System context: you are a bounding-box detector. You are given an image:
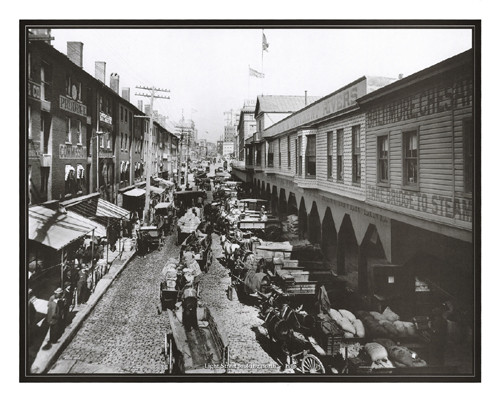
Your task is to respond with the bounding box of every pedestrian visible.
[62,282,73,323]
[46,288,64,344]
[430,307,448,366]
[28,289,38,341]
[77,267,88,304]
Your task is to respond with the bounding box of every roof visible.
[96,198,130,219]
[124,188,146,197]
[60,193,100,217]
[29,206,101,250]
[357,49,473,106]
[255,95,322,117]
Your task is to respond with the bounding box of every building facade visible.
[27,33,178,207]
[241,50,475,322]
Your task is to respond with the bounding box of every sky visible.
[50,26,472,143]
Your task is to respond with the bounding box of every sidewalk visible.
[30,246,136,374]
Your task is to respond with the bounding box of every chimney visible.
[398,74,404,80]
[110,73,120,93]
[67,42,83,68]
[95,61,106,84]
[305,90,308,106]
[145,104,151,116]
[137,100,143,112]
[121,87,130,102]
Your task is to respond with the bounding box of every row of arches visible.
[251,178,387,293]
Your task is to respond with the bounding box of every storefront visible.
[357,49,474,315]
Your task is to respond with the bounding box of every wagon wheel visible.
[301,354,325,374]
[165,333,174,374]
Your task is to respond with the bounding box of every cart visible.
[163,305,230,373]
[137,225,163,254]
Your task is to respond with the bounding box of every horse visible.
[220,234,241,265]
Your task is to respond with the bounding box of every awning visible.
[29,205,101,251]
[96,198,130,219]
[124,188,146,197]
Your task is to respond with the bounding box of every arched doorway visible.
[321,207,337,266]
[271,186,279,216]
[298,197,308,240]
[278,189,287,220]
[359,224,387,295]
[287,192,298,216]
[265,183,271,201]
[257,179,261,196]
[308,202,321,244]
[337,215,359,283]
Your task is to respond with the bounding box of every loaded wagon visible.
[163,304,230,374]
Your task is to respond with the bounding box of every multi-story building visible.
[26,32,177,207]
[242,50,475,324]
[236,99,257,161]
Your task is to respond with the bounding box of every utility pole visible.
[135,86,170,225]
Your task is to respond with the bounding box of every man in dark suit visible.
[46,288,64,343]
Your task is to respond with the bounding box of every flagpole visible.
[261,29,264,95]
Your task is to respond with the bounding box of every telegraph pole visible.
[135,86,170,225]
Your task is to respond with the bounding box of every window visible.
[28,106,32,139]
[377,135,389,183]
[327,131,333,178]
[337,129,344,181]
[463,119,473,193]
[77,120,82,144]
[65,75,72,96]
[120,133,124,150]
[352,125,361,184]
[66,118,71,143]
[267,141,274,167]
[76,164,85,192]
[28,52,32,79]
[125,134,128,151]
[107,133,111,150]
[296,138,301,175]
[287,136,291,168]
[403,130,418,186]
[305,135,316,177]
[40,61,52,101]
[121,106,124,121]
[125,109,128,123]
[278,138,282,167]
[100,132,105,148]
[65,165,76,194]
[256,145,261,166]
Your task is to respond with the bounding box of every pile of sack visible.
[364,339,427,368]
[356,307,418,339]
[287,215,299,235]
[161,258,180,289]
[328,308,365,338]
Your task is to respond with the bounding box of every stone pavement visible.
[199,234,283,374]
[46,236,177,374]
[30,246,137,374]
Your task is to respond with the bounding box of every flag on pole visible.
[262,33,269,52]
[249,66,265,78]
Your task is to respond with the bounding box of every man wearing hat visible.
[46,288,64,343]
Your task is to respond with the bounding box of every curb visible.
[30,250,137,374]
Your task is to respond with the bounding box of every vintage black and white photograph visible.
[20,19,480,382]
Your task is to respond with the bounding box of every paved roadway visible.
[49,205,282,374]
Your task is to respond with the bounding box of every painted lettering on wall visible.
[28,81,41,100]
[59,144,87,159]
[366,78,472,128]
[367,185,472,223]
[320,194,390,224]
[59,95,87,117]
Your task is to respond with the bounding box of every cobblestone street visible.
[49,226,281,374]
[200,236,282,374]
[49,237,175,374]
